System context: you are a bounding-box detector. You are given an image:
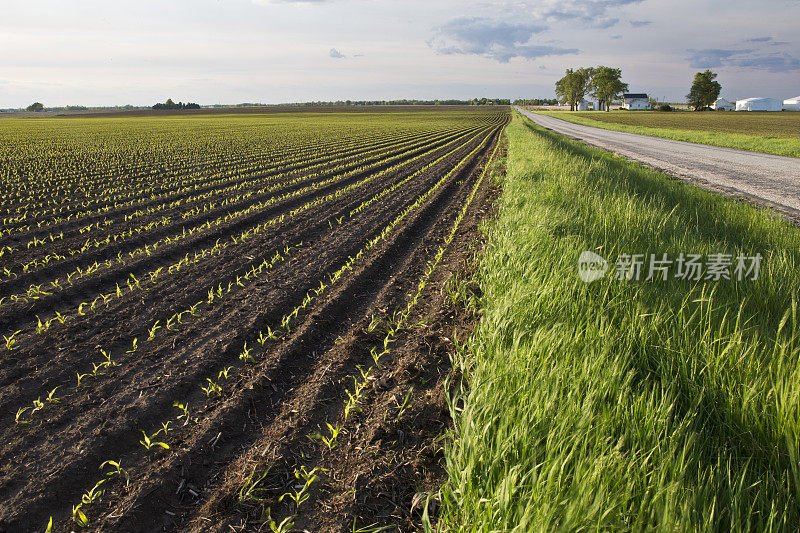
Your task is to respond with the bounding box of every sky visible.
[1,0,799,107]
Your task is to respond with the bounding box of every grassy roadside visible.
[534,110,800,158]
[439,111,800,531]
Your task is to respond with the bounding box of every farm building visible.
[784,96,800,111]
[735,97,782,111]
[711,98,735,111]
[621,93,650,110]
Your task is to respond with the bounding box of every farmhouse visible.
[621,93,650,110]
[784,96,800,111]
[711,98,735,111]
[735,97,782,111]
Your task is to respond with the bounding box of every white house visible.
[621,93,650,110]
[711,98,735,111]
[735,97,782,111]
[783,96,800,111]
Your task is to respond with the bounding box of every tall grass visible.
[533,110,800,158]
[439,112,800,531]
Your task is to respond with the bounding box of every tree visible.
[686,70,721,110]
[591,66,628,111]
[554,68,594,111]
[26,102,44,112]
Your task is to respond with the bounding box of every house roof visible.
[623,93,648,99]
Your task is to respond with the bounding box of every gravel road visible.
[515,106,800,219]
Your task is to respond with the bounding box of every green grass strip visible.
[439,111,800,531]
[534,110,800,158]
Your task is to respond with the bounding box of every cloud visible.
[529,0,644,28]
[329,48,345,59]
[686,48,745,68]
[744,36,772,42]
[629,19,651,27]
[610,34,622,39]
[428,17,577,62]
[687,48,800,72]
[732,53,800,72]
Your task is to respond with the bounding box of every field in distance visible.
[531,109,800,157]
[0,106,508,532]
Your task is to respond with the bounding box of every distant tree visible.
[555,68,594,111]
[686,70,721,110]
[152,99,200,110]
[26,102,44,112]
[591,66,628,111]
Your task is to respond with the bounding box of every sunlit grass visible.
[440,111,800,531]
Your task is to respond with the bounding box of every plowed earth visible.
[0,108,508,532]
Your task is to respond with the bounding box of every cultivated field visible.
[532,109,800,157]
[0,107,508,531]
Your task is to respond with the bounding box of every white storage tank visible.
[735,97,782,111]
[783,96,800,111]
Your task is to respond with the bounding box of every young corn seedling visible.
[139,430,170,451]
[202,378,223,397]
[311,423,341,450]
[237,466,270,505]
[257,326,278,345]
[218,366,232,380]
[99,349,117,368]
[392,387,414,423]
[46,386,61,403]
[15,406,32,424]
[99,459,130,486]
[173,401,192,426]
[4,330,21,351]
[31,397,45,415]
[126,338,139,354]
[82,479,105,504]
[238,342,256,363]
[147,321,161,341]
[280,466,324,512]
[72,504,89,527]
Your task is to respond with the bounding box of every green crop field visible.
[440,110,800,531]
[533,109,800,157]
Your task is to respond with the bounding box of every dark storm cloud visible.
[428,17,577,62]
